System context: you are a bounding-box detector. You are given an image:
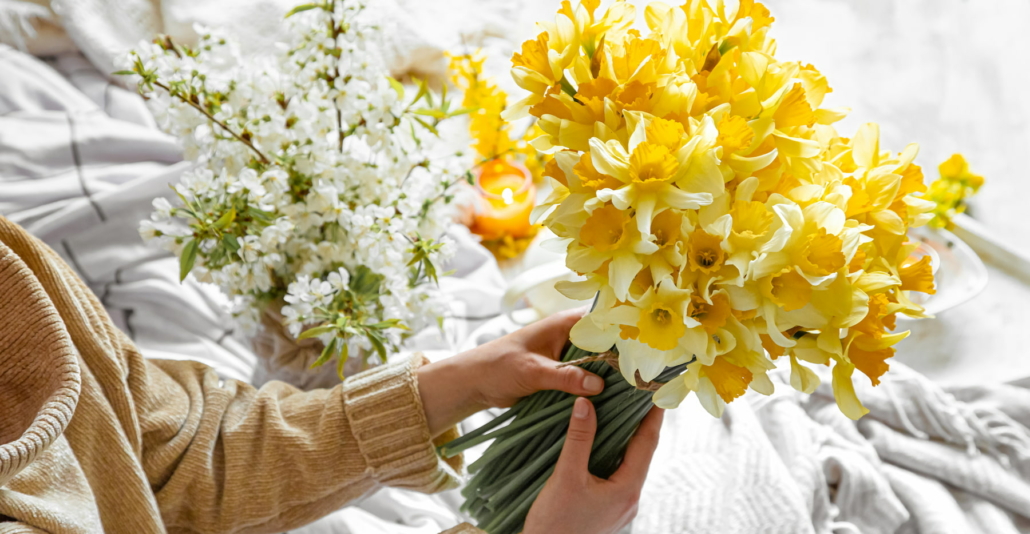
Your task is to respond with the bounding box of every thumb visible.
[556,397,596,478]
[525,307,586,360]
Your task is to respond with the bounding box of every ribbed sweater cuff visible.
[342,353,460,492]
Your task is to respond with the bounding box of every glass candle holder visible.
[470,159,536,241]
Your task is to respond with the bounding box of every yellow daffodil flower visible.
[505,0,941,421]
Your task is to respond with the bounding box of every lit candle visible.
[471,159,536,240]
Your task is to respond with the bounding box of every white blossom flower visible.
[134,3,466,368]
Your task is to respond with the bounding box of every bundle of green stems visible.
[440,345,687,534]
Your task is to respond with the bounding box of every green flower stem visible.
[485,399,653,533]
[484,430,566,506]
[482,467,551,534]
[438,405,522,457]
[463,496,488,518]
[590,398,654,477]
[471,420,560,492]
[449,377,633,457]
[444,342,691,533]
[466,377,632,474]
[445,401,571,457]
[481,399,633,508]
[480,417,558,490]
[468,411,567,473]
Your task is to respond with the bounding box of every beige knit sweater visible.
[0,216,483,533]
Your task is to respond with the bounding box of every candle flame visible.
[501,188,515,205]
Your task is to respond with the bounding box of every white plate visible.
[903,226,989,317]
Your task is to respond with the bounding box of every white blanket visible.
[3,13,1030,534]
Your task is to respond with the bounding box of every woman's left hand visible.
[417,308,603,437]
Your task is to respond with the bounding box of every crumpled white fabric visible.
[40,0,520,86]
[633,362,1030,534]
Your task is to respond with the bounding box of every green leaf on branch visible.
[298,324,336,340]
[335,342,350,379]
[246,207,275,224]
[349,265,385,302]
[407,235,445,285]
[179,239,198,282]
[368,319,408,330]
[285,3,320,18]
[365,329,388,363]
[447,107,475,117]
[412,117,438,136]
[387,76,405,99]
[112,70,136,76]
[311,337,337,368]
[222,233,240,252]
[414,108,448,119]
[411,78,430,107]
[422,79,434,107]
[213,208,236,229]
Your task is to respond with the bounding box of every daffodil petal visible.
[609,251,643,301]
[589,138,630,182]
[696,378,727,418]
[570,314,618,352]
[653,374,691,409]
[851,123,881,168]
[555,278,601,300]
[661,185,713,210]
[789,355,820,394]
[832,361,869,420]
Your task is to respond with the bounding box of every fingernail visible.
[573,398,589,419]
[582,374,603,394]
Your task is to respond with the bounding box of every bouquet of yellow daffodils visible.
[442,1,939,531]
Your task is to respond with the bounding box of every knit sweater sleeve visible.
[0,217,466,533]
[140,352,462,533]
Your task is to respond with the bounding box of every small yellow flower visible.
[717,115,755,155]
[687,229,726,274]
[511,32,559,85]
[579,203,630,252]
[573,153,623,191]
[898,255,936,294]
[646,117,687,151]
[939,153,984,189]
[639,302,686,351]
[760,268,811,311]
[794,228,846,277]
[642,208,685,280]
[629,142,679,186]
[773,83,815,129]
[729,200,774,247]
[688,291,731,334]
[923,153,984,229]
[702,358,753,404]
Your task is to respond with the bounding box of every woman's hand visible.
[417,308,604,437]
[523,398,665,534]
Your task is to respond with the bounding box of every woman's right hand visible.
[523,397,665,534]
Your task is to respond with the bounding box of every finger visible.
[531,355,605,396]
[555,397,597,478]
[609,406,664,488]
[525,307,587,360]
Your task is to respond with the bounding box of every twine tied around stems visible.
[558,351,667,392]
